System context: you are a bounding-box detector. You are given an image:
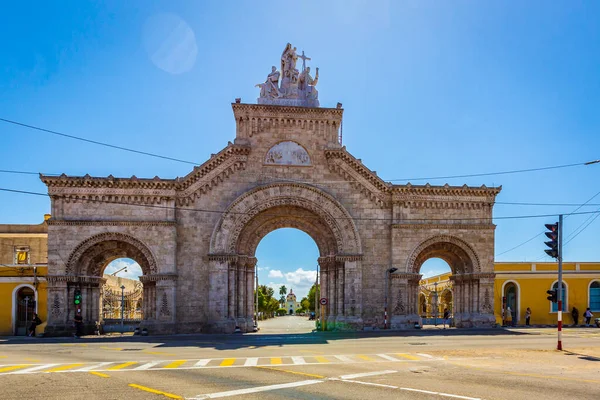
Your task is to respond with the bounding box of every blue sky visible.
[2,1,600,299]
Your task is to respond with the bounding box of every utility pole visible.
[255,270,259,330]
[557,214,564,350]
[120,285,125,334]
[434,282,439,327]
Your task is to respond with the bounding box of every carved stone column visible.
[138,273,177,334]
[335,261,345,325]
[327,258,337,328]
[245,258,257,331]
[207,256,235,333]
[236,261,247,331]
[390,273,421,329]
[317,257,331,330]
[340,256,363,329]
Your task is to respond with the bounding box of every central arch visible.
[207,183,363,332]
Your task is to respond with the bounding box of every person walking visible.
[506,306,513,327]
[571,307,579,327]
[525,307,531,326]
[584,308,594,327]
[28,313,42,337]
[73,312,84,338]
[443,308,450,329]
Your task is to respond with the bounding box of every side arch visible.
[66,232,158,276]
[406,235,481,274]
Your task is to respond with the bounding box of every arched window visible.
[590,281,600,312]
[504,282,518,322]
[551,282,567,312]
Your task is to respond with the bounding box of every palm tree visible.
[279,285,287,297]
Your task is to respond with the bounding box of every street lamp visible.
[434,282,438,327]
[384,267,398,329]
[120,285,125,334]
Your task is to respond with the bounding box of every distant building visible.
[285,289,301,314]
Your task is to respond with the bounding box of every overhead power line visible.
[2,186,600,223]
[0,117,200,166]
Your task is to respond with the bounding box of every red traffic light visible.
[545,223,558,232]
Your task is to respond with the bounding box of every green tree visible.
[307,283,320,312]
[300,297,310,311]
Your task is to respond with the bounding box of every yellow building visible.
[0,216,49,336]
[420,262,600,326]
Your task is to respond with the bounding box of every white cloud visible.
[268,269,284,278]
[104,259,143,281]
[284,268,317,286]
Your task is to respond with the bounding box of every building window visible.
[551,282,567,312]
[14,246,30,265]
[590,281,600,312]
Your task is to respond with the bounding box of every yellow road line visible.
[89,371,110,378]
[0,365,27,373]
[47,364,84,373]
[270,357,282,365]
[255,366,325,379]
[396,353,419,361]
[163,360,187,369]
[24,358,41,362]
[357,355,376,361]
[220,358,236,367]
[314,356,330,363]
[142,351,177,356]
[0,356,7,358]
[100,347,123,351]
[108,361,138,370]
[128,384,182,399]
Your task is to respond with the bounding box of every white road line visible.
[334,355,354,362]
[12,364,59,374]
[75,362,113,372]
[243,358,258,367]
[133,361,162,371]
[340,370,397,380]
[291,356,306,365]
[417,353,435,359]
[339,379,398,389]
[377,354,401,362]
[191,379,323,399]
[194,359,211,367]
[399,387,481,400]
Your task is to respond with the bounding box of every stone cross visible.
[299,50,311,72]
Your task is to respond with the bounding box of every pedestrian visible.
[525,307,531,326]
[73,312,84,338]
[506,306,513,327]
[443,308,450,329]
[584,308,594,327]
[571,307,579,327]
[28,313,42,337]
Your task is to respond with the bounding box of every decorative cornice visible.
[335,254,364,262]
[41,174,178,190]
[46,275,106,284]
[232,103,344,119]
[392,183,502,198]
[393,223,495,230]
[208,254,239,262]
[325,148,390,192]
[48,220,177,227]
[139,273,178,283]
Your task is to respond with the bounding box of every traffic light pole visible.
[557,214,563,351]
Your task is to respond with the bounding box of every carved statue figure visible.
[255,66,281,99]
[298,66,319,99]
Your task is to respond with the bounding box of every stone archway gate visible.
[41,101,500,334]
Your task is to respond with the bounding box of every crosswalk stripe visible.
[107,361,137,370]
[220,358,236,367]
[134,361,162,371]
[194,359,211,367]
[270,357,282,365]
[291,356,306,365]
[163,360,187,369]
[13,364,59,374]
[334,355,354,362]
[314,356,330,363]
[75,362,113,372]
[416,353,434,359]
[357,355,376,361]
[377,354,401,362]
[244,358,258,366]
[47,364,84,373]
[0,365,28,373]
[396,353,419,361]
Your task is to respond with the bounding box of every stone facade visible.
[40,102,500,334]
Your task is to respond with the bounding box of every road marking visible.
[255,366,325,379]
[194,359,211,367]
[270,357,282,365]
[128,383,182,399]
[357,354,376,361]
[0,365,27,373]
[24,358,41,362]
[219,358,236,367]
[108,361,137,370]
[417,353,435,359]
[13,364,59,374]
[396,353,420,361]
[89,371,110,378]
[339,379,397,389]
[163,360,187,369]
[291,356,306,364]
[46,364,84,373]
[314,356,330,363]
[191,379,323,399]
[377,353,401,361]
[134,361,162,370]
[75,362,113,372]
[340,370,397,380]
[100,347,123,351]
[399,387,481,400]
[333,355,354,362]
[143,350,177,356]
[244,357,258,366]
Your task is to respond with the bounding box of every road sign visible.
[320,297,328,306]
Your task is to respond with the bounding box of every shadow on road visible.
[564,351,600,362]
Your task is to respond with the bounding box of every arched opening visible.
[102,259,144,331]
[255,228,318,333]
[14,286,36,336]
[418,258,452,325]
[503,282,519,325]
[590,281,600,312]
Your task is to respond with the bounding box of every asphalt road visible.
[1,316,599,400]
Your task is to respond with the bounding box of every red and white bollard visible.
[557,300,563,350]
[384,307,388,329]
